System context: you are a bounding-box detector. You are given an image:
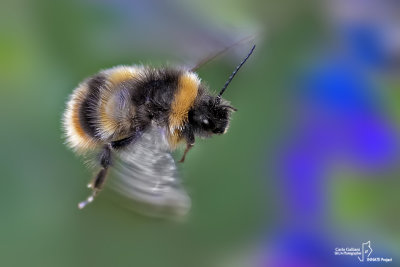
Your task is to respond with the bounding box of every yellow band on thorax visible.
[169,72,200,134]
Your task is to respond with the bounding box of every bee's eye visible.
[202,119,209,126]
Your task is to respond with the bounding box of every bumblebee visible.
[63,44,255,215]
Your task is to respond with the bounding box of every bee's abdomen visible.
[63,79,100,153]
[63,66,139,153]
[79,74,106,139]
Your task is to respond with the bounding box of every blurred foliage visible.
[0,0,399,266]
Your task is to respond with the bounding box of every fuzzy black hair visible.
[188,85,235,137]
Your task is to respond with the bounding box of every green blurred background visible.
[1,0,399,266]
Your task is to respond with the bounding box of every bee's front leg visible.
[179,125,195,163]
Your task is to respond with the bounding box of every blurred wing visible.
[189,34,257,71]
[108,124,191,218]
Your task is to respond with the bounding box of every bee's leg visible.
[179,143,194,163]
[79,125,147,209]
[78,144,112,209]
[92,144,112,189]
[179,126,195,163]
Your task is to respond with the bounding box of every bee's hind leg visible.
[78,127,145,209]
[78,144,112,209]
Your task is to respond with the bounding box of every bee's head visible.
[188,44,255,136]
[189,95,236,135]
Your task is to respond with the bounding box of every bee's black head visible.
[189,95,236,136]
[187,44,254,136]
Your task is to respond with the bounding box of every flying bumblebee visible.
[63,44,255,217]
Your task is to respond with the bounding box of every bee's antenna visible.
[216,44,256,103]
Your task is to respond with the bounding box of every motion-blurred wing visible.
[108,124,191,218]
